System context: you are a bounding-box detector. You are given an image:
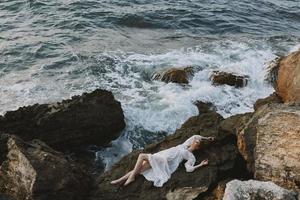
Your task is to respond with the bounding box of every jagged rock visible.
[0,89,125,151]
[90,106,249,200]
[210,71,249,88]
[0,134,91,200]
[152,67,194,84]
[223,180,297,200]
[276,50,300,103]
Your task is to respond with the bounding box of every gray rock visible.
[223,180,298,200]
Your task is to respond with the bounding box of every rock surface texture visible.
[210,71,249,88]
[235,103,300,192]
[223,180,297,200]
[276,50,300,103]
[91,105,249,200]
[0,134,90,200]
[152,67,194,84]
[254,104,300,192]
[0,89,125,150]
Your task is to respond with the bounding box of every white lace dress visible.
[140,135,208,187]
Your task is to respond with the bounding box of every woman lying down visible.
[110,134,215,187]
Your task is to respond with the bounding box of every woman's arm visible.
[200,136,215,141]
[185,158,209,172]
[193,159,209,170]
[182,135,215,147]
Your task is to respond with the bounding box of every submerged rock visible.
[0,89,125,151]
[223,180,297,200]
[152,67,194,84]
[276,50,300,103]
[91,106,249,200]
[0,134,91,200]
[210,71,249,88]
[194,101,217,114]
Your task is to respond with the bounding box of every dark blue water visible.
[1,0,300,169]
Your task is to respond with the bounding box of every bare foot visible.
[110,180,119,185]
[110,179,125,185]
[124,177,135,186]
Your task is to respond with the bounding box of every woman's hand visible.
[207,137,215,141]
[195,159,209,169]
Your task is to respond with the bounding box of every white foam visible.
[1,39,293,170]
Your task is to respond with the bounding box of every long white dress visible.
[140,135,208,187]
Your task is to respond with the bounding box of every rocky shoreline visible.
[0,50,300,200]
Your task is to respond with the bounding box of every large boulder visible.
[254,104,300,192]
[210,71,249,88]
[0,89,125,151]
[223,180,297,200]
[90,105,249,200]
[236,102,300,192]
[276,50,300,103]
[152,67,194,84]
[0,134,91,200]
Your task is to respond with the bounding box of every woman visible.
[110,134,215,187]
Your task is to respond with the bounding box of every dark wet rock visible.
[275,50,300,103]
[194,101,216,114]
[0,89,125,151]
[223,180,298,200]
[0,134,91,200]
[210,71,249,88]
[152,67,194,84]
[0,193,15,200]
[200,179,231,200]
[90,107,250,200]
[219,113,252,137]
[253,92,283,111]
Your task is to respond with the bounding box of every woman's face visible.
[191,139,201,150]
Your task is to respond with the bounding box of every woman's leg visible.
[110,155,151,185]
[124,153,149,186]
